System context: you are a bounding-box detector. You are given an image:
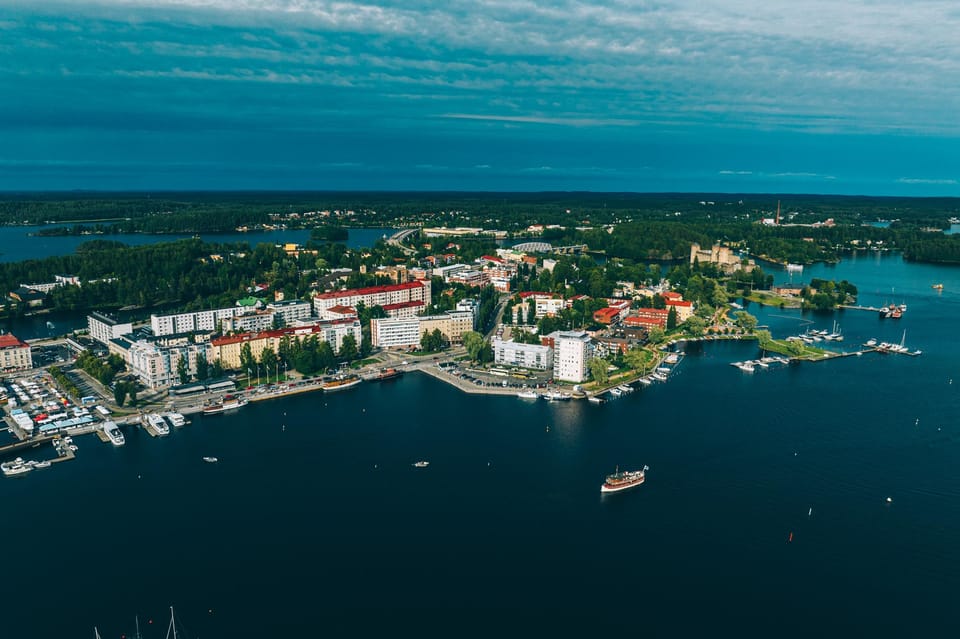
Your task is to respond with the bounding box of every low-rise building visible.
[210,320,361,370]
[665,299,694,322]
[0,333,32,372]
[625,308,669,329]
[493,338,553,370]
[313,280,431,316]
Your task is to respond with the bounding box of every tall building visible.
[370,317,422,349]
[550,331,593,383]
[88,312,133,346]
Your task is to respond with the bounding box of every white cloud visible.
[11,1,960,135]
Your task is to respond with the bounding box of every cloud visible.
[897,178,959,185]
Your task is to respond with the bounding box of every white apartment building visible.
[493,338,553,371]
[221,311,276,334]
[266,300,313,326]
[88,312,133,346]
[128,340,213,389]
[371,317,421,349]
[551,331,593,383]
[151,307,241,336]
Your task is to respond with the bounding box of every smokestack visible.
[776,200,781,225]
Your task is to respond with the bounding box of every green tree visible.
[683,315,707,337]
[732,310,758,332]
[195,352,209,381]
[588,357,610,384]
[113,383,126,407]
[177,356,190,385]
[477,340,494,364]
[210,358,224,379]
[239,342,255,377]
[260,347,279,379]
[462,330,484,361]
[666,306,678,330]
[623,347,653,373]
[646,326,666,345]
[338,333,359,361]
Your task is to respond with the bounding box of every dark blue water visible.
[0,226,395,263]
[3,256,960,637]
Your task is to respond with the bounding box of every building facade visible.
[313,280,431,316]
[88,312,133,346]
[550,331,593,383]
[370,317,422,349]
[0,333,32,372]
[493,338,553,370]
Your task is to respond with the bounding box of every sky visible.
[4,0,960,195]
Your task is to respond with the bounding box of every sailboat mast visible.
[166,606,178,639]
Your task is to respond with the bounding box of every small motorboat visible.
[412,461,429,468]
[202,456,218,463]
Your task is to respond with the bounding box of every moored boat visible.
[517,390,539,400]
[203,395,249,415]
[323,375,362,392]
[102,421,125,446]
[601,465,649,493]
[145,413,170,436]
[2,457,34,477]
[374,367,403,382]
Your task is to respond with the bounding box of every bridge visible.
[511,242,588,255]
[386,228,419,256]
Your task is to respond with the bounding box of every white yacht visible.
[517,390,539,400]
[102,421,125,447]
[146,413,170,436]
[164,412,187,428]
[2,457,34,477]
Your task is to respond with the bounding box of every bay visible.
[2,255,960,637]
[0,226,396,263]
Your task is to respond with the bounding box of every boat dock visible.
[838,304,885,312]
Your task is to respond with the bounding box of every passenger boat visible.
[1,457,34,477]
[601,465,648,493]
[544,391,570,401]
[323,375,362,392]
[202,395,249,415]
[102,421,125,446]
[374,367,403,382]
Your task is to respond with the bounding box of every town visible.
[1,218,878,478]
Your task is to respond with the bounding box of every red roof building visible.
[624,308,669,329]
[593,307,621,325]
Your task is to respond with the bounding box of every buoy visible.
[886,497,893,504]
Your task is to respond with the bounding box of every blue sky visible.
[4,0,960,195]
